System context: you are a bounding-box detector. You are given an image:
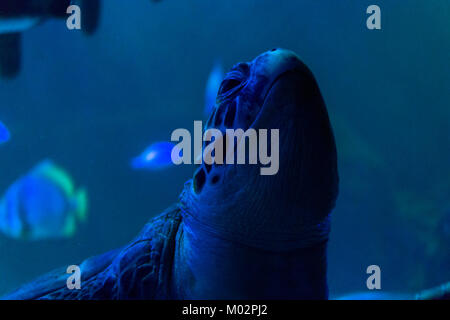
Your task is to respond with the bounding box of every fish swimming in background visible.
[204,60,224,116]
[0,0,101,78]
[131,142,181,171]
[0,160,87,240]
[0,120,10,144]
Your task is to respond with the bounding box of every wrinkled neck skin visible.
[171,218,328,300]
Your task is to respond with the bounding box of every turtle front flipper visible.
[71,0,101,35]
[2,205,182,300]
[0,33,21,79]
[1,248,122,300]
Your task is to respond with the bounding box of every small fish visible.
[0,120,10,144]
[131,142,181,170]
[204,60,224,116]
[0,160,88,240]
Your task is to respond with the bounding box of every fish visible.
[0,0,101,78]
[131,142,181,171]
[204,60,224,117]
[0,120,10,144]
[0,160,88,240]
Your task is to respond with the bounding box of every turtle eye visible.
[218,63,249,97]
[218,78,242,95]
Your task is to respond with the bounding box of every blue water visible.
[0,0,449,296]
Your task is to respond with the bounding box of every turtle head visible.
[180,49,338,251]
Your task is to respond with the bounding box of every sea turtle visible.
[0,0,101,78]
[3,48,340,299]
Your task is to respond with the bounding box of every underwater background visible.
[0,0,449,296]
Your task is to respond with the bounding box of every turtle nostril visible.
[271,48,277,52]
[237,63,250,74]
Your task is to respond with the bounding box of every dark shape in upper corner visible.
[0,0,102,79]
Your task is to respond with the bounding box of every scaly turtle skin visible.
[3,49,339,299]
[0,0,101,78]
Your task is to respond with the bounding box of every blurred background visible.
[0,0,449,296]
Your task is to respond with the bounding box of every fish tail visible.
[63,215,77,238]
[73,188,88,222]
[75,0,101,35]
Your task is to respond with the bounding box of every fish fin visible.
[73,188,88,222]
[0,195,26,240]
[33,160,75,196]
[62,214,76,237]
[0,33,21,79]
[62,188,87,237]
[71,0,101,35]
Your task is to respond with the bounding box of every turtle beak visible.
[252,49,318,130]
[254,48,311,96]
